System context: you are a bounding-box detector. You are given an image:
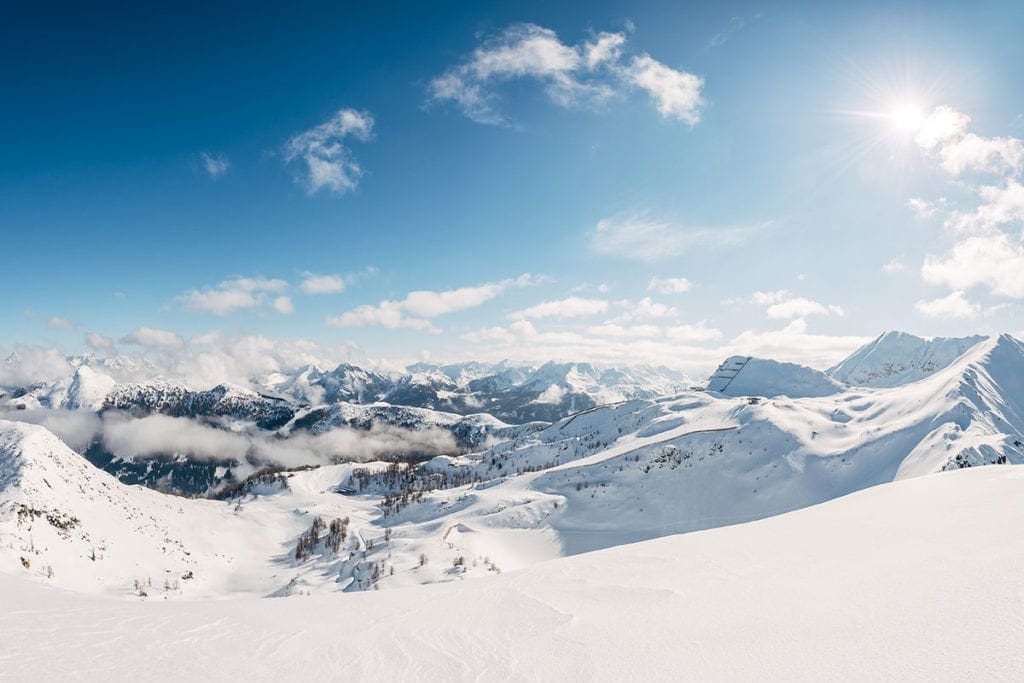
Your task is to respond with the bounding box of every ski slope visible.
[1,465,1021,680]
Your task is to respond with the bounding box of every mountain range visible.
[2,331,1023,600]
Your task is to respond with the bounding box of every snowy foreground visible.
[2,465,1023,681]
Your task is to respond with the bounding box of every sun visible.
[887,102,925,133]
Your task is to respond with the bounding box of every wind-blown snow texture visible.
[2,466,1022,680]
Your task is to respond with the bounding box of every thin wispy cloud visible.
[200,151,230,179]
[706,14,762,49]
[84,332,116,351]
[648,277,693,294]
[300,267,378,295]
[121,327,185,350]
[589,215,772,261]
[285,108,374,195]
[508,296,609,320]
[46,316,75,330]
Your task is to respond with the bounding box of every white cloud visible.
[648,276,693,294]
[727,319,870,369]
[510,296,609,320]
[883,258,908,273]
[742,290,843,319]
[535,384,568,404]
[272,296,294,315]
[944,180,1024,235]
[665,321,723,342]
[613,297,678,322]
[584,323,660,339]
[102,413,250,462]
[907,197,939,219]
[584,31,627,69]
[300,274,347,295]
[121,327,185,350]
[458,316,863,373]
[916,105,1024,176]
[328,302,439,333]
[915,105,970,151]
[911,107,1024,305]
[200,151,230,179]
[2,335,373,394]
[46,316,75,330]
[922,233,1024,298]
[427,23,702,126]
[625,55,704,124]
[590,216,770,261]
[0,346,71,386]
[285,108,374,195]
[914,291,981,319]
[329,274,541,331]
[179,276,290,316]
[85,332,116,351]
[766,298,844,320]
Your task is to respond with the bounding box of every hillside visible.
[3,335,1024,598]
[1,465,1021,679]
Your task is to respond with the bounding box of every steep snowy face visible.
[62,366,117,410]
[104,382,297,430]
[706,356,845,398]
[828,331,987,388]
[0,420,205,594]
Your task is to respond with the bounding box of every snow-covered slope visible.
[5,335,1024,601]
[63,366,117,410]
[828,330,986,387]
[2,465,1022,680]
[706,355,845,398]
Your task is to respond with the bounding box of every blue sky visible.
[4,1,1024,374]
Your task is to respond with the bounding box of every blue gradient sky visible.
[4,1,1024,371]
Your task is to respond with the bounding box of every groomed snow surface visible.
[2,466,1022,680]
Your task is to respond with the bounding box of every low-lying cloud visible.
[2,408,458,472]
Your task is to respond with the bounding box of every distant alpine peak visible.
[828,331,990,388]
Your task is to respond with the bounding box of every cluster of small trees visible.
[294,516,326,562]
[326,517,350,553]
[295,516,351,561]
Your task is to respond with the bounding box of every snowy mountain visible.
[104,382,298,430]
[3,465,1022,679]
[706,355,845,398]
[3,333,1024,601]
[827,330,987,388]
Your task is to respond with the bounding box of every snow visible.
[706,355,845,398]
[1,465,1022,680]
[4,334,1024,601]
[62,366,117,411]
[828,330,987,387]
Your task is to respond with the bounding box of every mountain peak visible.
[828,331,988,388]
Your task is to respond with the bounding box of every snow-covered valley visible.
[3,331,1024,602]
[2,331,1024,678]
